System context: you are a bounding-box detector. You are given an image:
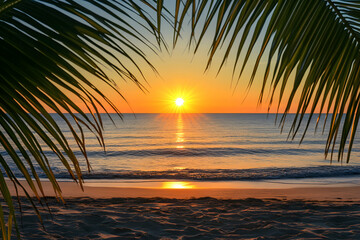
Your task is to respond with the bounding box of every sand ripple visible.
[15,197,360,239]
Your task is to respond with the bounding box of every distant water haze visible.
[3,113,360,181]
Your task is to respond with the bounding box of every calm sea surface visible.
[4,113,360,181]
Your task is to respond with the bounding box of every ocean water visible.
[3,113,360,182]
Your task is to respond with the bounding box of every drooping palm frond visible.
[0,0,162,238]
[168,0,360,162]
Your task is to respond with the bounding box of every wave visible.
[1,147,323,159]
[72,166,360,181]
[0,146,321,157]
[87,147,323,157]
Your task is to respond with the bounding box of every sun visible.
[162,89,193,113]
[175,98,184,107]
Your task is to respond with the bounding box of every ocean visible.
[3,113,360,185]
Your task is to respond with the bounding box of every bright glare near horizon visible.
[175,98,184,107]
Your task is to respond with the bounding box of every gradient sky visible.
[74,2,302,114]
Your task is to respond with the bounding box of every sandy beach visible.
[7,179,360,200]
[4,180,360,239]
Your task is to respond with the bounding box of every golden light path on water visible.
[176,114,184,149]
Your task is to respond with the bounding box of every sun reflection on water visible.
[176,114,185,149]
[162,182,195,189]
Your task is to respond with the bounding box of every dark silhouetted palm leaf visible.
[0,0,162,238]
[3,0,360,239]
[168,0,360,161]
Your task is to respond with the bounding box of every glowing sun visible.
[175,98,184,107]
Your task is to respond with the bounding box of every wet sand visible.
[7,180,360,200]
[6,180,360,239]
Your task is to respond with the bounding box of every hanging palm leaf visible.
[168,0,360,162]
[0,0,163,238]
[3,0,360,238]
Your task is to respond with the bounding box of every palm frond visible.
[0,0,161,237]
[168,0,360,162]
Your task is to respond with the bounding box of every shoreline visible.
[7,179,360,201]
[9,179,360,239]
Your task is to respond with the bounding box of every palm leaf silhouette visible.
[169,0,360,162]
[0,0,161,238]
[2,0,360,238]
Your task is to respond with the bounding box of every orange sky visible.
[65,4,306,114]
[86,41,302,114]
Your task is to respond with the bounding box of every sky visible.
[74,1,302,114]
[110,42,285,113]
